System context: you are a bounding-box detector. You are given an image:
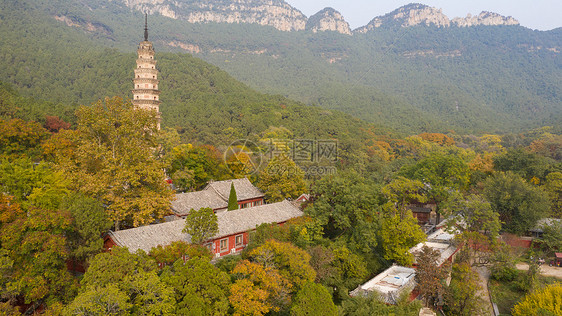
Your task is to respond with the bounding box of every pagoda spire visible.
[144,13,149,41]
[132,14,161,129]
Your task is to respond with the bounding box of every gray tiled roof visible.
[108,220,191,254]
[109,200,302,253]
[215,200,302,238]
[206,178,264,201]
[171,178,264,216]
[171,190,226,216]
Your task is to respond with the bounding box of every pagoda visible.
[132,14,161,128]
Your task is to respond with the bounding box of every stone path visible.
[474,266,494,316]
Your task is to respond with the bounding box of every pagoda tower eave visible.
[132,14,161,129]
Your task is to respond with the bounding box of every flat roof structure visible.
[426,228,455,243]
[410,228,458,267]
[410,241,458,267]
[350,265,416,304]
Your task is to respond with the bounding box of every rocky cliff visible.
[355,3,519,33]
[306,7,351,35]
[452,12,519,27]
[115,1,520,33]
[118,0,307,32]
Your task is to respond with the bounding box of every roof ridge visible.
[207,183,228,201]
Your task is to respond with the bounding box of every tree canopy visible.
[512,283,562,316]
[54,97,174,229]
[183,207,219,245]
[257,154,307,203]
[484,172,550,234]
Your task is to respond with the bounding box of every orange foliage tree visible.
[418,133,455,146]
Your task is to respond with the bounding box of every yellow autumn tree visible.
[229,260,292,315]
[512,283,562,316]
[53,97,173,229]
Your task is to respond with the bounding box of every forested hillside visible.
[2,2,562,314]
[0,0,374,158]
[8,0,560,134]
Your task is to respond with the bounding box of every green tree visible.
[400,152,471,192]
[306,245,369,302]
[305,171,381,253]
[0,158,68,204]
[0,195,76,307]
[489,243,518,282]
[149,241,211,265]
[257,153,306,202]
[331,245,369,302]
[543,171,562,217]
[166,144,230,192]
[182,207,219,244]
[228,182,239,210]
[445,263,487,316]
[64,194,112,263]
[493,147,553,182]
[340,294,422,316]
[80,247,156,288]
[442,192,501,239]
[75,248,174,315]
[125,270,175,316]
[290,282,337,316]
[64,284,131,316]
[55,97,173,229]
[161,257,231,315]
[381,176,427,218]
[484,172,550,234]
[512,283,562,316]
[379,212,426,266]
[400,152,471,222]
[535,220,562,257]
[244,222,291,253]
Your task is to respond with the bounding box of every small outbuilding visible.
[555,253,562,267]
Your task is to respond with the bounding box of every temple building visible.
[132,14,161,128]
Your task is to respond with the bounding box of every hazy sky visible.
[285,0,562,31]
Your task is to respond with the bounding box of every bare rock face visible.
[355,3,520,33]
[355,3,450,33]
[306,7,351,35]
[54,15,113,36]
[452,12,519,27]
[117,0,307,32]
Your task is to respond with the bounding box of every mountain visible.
[114,0,308,32]
[306,7,351,35]
[355,3,519,32]
[2,0,561,134]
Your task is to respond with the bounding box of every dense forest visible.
[1,0,562,314]
[2,92,562,314]
[6,0,560,134]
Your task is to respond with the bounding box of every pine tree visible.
[228,182,239,211]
